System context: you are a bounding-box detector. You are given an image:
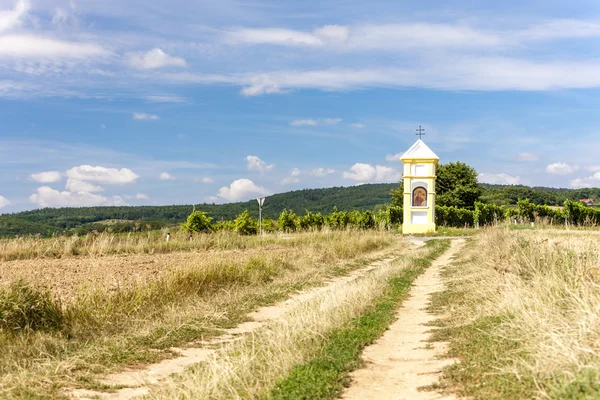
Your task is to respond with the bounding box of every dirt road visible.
[341,240,464,400]
[70,249,407,400]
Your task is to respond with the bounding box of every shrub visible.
[436,205,474,227]
[182,210,213,233]
[349,210,375,229]
[327,207,350,230]
[387,206,403,225]
[234,210,258,235]
[298,211,325,231]
[278,209,298,232]
[0,281,65,333]
[213,220,235,232]
[261,218,276,233]
[474,202,505,227]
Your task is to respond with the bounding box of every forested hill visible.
[0,184,396,237]
[1,182,598,237]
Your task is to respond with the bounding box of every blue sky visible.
[2,0,600,212]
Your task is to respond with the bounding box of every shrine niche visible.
[412,187,427,207]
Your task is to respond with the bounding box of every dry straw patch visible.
[147,242,436,400]
[0,230,401,399]
[443,227,600,398]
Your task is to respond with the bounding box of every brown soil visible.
[341,240,464,400]
[0,248,289,302]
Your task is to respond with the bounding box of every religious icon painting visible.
[413,187,427,207]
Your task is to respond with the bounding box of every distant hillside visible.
[1,182,598,237]
[480,184,600,206]
[0,184,396,237]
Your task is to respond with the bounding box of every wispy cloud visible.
[479,173,521,185]
[0,0,29,33]
[125,48,187,70]
[133,112,159,120]
[517,152,539,162]
[290,118,342,126]
[281,168,301,185]
[290,119,318,127]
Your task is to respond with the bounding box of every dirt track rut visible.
[341,240,464,400]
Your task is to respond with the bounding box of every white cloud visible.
[240,75,283,96]
[570,178,594,189]
[30,170,61,183]
[226,23,497,49]
[65,179,103,192]
[100,124,106,129]
[201,177,213,183]
[385,152,403,162]
[545,162,579,175]
[290,118,341,126]
[236,57,600,96]
[570,171,600,188]
[133,113,159,120]
[125,48,187,70]
[159,172,175,180]
[0,195,10,209]
[517,152,539,162]
[217,178,268,202]
[29,186,125,207]
[226,27,328,46]
[66,165,139,184]
[478,173,521,185]
[343,163,401,182]
[350,123,366,128]
[281,168,301,185]
[313,25,350,44]
[0,34,106,59]
[584,165,600,172]
[135,193,149,200]
[144,95,186,103]
[520,20,600,41]
[290,119,318,127]
[0,0,29,33]
[246,155,274,173]
[312,167,335,177]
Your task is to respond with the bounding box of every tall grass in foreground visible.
[0,231,397,399]
[147,241,448,400]
[436,228,600,399]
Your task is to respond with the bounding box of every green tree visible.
[234,210,258,235]
[391,162,482,209]
[182,210,213,233]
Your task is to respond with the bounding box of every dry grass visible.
[439,227,600,399]
[0,230,336,261]
[0,230,402,399]
[147,241,441,400]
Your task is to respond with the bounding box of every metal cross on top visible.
[416,125,425,139]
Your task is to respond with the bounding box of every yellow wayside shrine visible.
[400,139,439,234]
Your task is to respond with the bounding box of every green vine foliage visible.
[234,210,258,235]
